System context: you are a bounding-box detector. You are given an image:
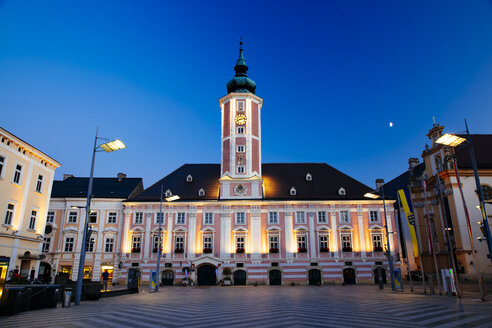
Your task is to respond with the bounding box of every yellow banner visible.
[398,189,419,258]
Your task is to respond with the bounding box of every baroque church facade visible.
[117,43,400,286]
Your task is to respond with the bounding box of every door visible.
[308,269,321,285]
[233,270,247,285]
[161,270,175,286]
[197,264,217,286]
[128,268,140,291]
[343,268,356,285]
[374,268,387,284]
[269,269,282,285]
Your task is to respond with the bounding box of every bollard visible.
[428,275,435,295]
[62,288,72,307]
[446,277,452,296]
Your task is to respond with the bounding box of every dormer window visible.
[165,189,172,198]
[338,187,346,196]
[290,187,296,196]
[186,175,193,182]
[306,173,312,181]
[198,188,205,196]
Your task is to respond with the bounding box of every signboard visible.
[393,268,402,289]
[149,270,157,293]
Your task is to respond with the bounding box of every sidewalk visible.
[397,280,491,301]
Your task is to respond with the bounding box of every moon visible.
[389,122,394,127]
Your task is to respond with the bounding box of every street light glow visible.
[435,133,466,147]
[100,139,126,152]
[364,192,380,199]
[165,195,180,202]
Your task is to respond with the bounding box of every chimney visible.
[375,179,384,191]
[117,172,126,182]
[63,174,74,180]
[408,158,420,170]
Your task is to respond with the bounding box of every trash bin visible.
[63,288,72,307]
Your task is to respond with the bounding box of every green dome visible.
[227,41,256,94]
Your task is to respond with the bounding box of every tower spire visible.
[227,38,256,94]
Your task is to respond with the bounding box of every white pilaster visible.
[285,211,294,259]
[308,211,316,258]
[330,206,339,255]
[250,207,261,258]
[188,211,197,259]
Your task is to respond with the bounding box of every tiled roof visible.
[382,163,425,200]
[51,177,143,199]
[128,163,374,202]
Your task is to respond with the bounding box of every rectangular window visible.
[237,166,245,173]
[317,211,327,223]
[4,203,15,225]
[269,235,279,251]
[295,211,306,224]
[105,237,114,253]
[237,101,244,111]
[237,127,245,134]
[28,210,37,230]
[341,233,352,251]
[237,145,245,153]
[319,234,329,251]
[268,212,278,224]
[369,211,379,223]
[156,212,164,224]
[89,212,97,224]
[153,235,160,253]
[340,211,350,223]
[372,234,382,251]
[68,211,78,223]
[86,236,95,252]
[134,212,143,224]
[83,266,93,279]
[35,174,43,193]
[46,211,55,223]
[107,212,117,224]
[42,237,51,253]
[13,164,22,184]
[236,235,245,252]
[176,213,186,224]
[0,155,4,177]
[235,212,245,225]
[297,234,307,252]
[132,235,141,252]
[203,235,213,252]
[204,212,213,225]
[64,237,75,252]
[175,236,184,251]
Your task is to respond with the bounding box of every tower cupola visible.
[226,40,256,94]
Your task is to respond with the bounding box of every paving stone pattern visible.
[1,286,492,327]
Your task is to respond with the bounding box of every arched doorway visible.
[373,268,386,284]
[308,269,321,285]
[161,270,174,286]
[197,264,216,286]
[343,268,356,285]
[233,270,247,285]
[269,269,282,285]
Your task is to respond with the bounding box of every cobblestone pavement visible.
[1,285,492,327]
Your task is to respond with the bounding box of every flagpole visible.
[407,186,427,294]
[396,194,413,292]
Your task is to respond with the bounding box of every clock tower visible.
[219,41,263,199]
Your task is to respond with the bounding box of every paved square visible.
[1,285,492,327]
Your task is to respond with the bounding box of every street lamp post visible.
[365,179,396,291]
[74,129,126,306]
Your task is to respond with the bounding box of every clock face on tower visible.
[235,114,247,125]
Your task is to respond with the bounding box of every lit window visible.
[176,213,186,224]
[64,237,74,252]
[237,166,245,173]
[269,212,278,224]
[132,235,141,252]
[42,237,51,253]
[370,211,379,223]
[237,145,245,153]
[4,203,15,225]
[107,212,117,224]
[83,266,93,279]
[28,209,37,230]
[237,127,245,134]
[46,211,55,223]
[319,234,329,252]
[13,164,22,184]
[318,211,327,223]
[134,212,143,224]
[204,213,213,225]
[68,211,78,223]
[35,175,43,193]
[340,211,350,223]
[295,212,305,224]
[236,212,245,225]
[341,233,352,251]
[105,237,114,253]
[297,234,307,252]
[156,212,164,224]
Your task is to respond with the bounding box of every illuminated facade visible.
[0,127,60,280]
[119,43,399,286]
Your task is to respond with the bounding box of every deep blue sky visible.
[1,1,492,189]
